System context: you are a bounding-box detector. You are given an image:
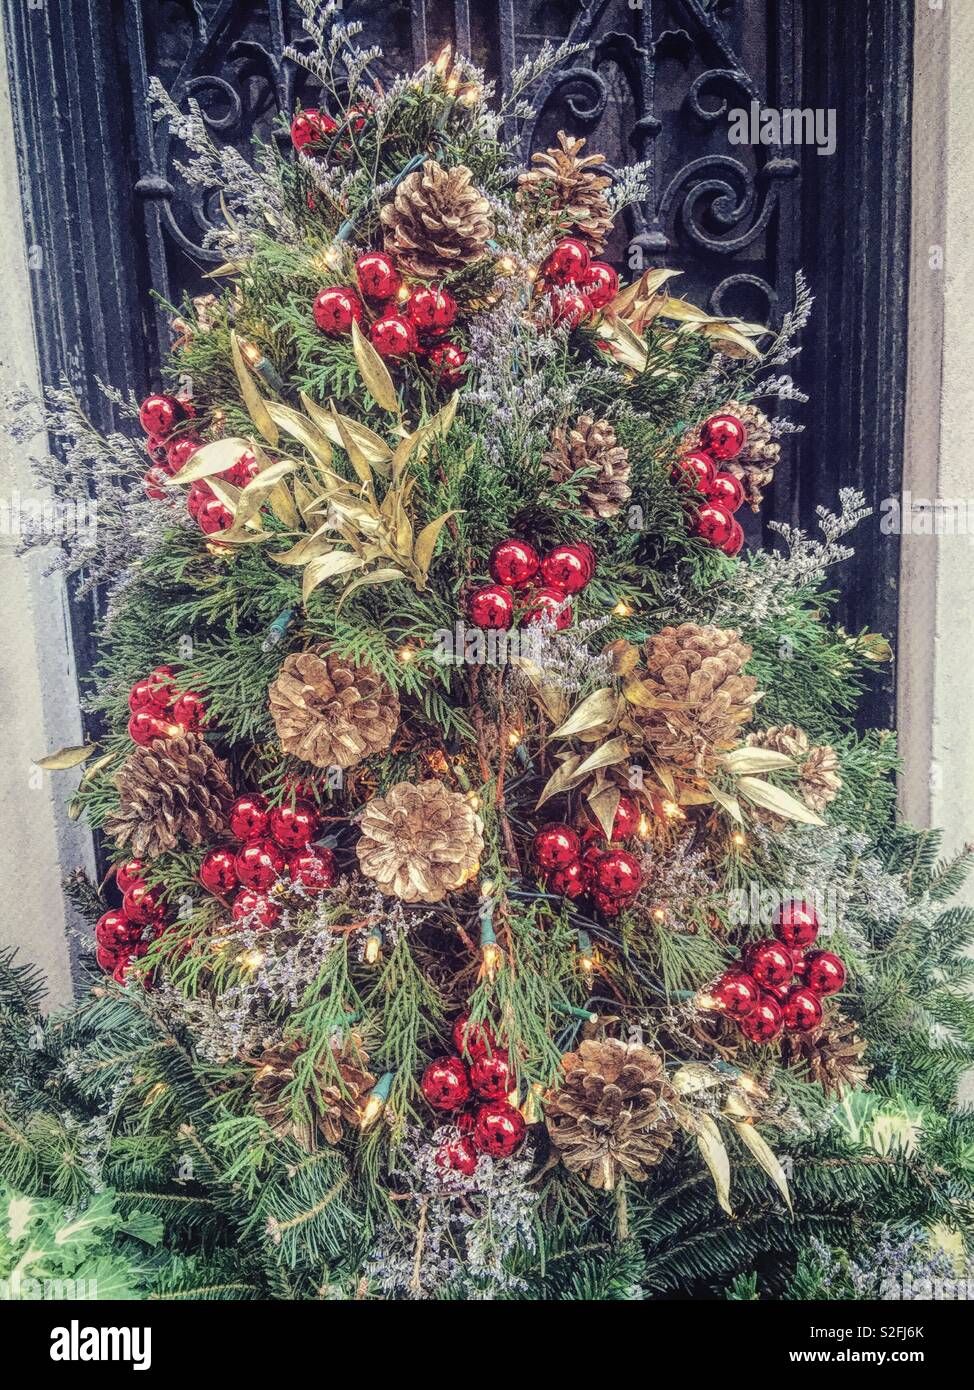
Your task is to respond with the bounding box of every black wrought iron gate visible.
[2,0,913,728]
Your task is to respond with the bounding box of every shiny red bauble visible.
[223,450,260,489]
[719,517,745,557]
[290,108,336,151]
[127,711,175,747]
[312,285,363,336]
[95,909,141,951]
[592,848,643,899]
[129,677,170,716]
[187,482,214,520]
[467,584,514,630]
[143,466,170,500]
[421,1056,471,1112]
[197,497,234,536]
[773,899,820,949]
[355,251,401,302]
[582,261,618,310]
[229,793,270,842]
[521,586,573,629]
[235,839,286,891]
[370,312,417,357]
[145,434,169,466]
[700,413,747,461]
[547,858,588,900]
[166,436,200,475]
[738,993,785,1044]
[114,859,145,894]
[542,237,591,286]
[710,970,761,1019]
[171,691,207,732]
[406,285,457,332]
[591,887,626,917]
[231,889,280,929]
[138,394,181,437]
[473,1102,526,1157]
[96,944,121,972]
[427,342,467,387]
[781,985,824,1032]
[611,794,640,841]
[452,1013,496,1062]
[489,539,539,589]
[470,1052,512,1102]
[744,938,795,989]
[199,848,239,897]
[532,823,581,871]
[438,1136,479,1176]
[288,846,337,892]
[268,800,319,850]
[695,502,736,548]
[673,451,717,493]
[573,540,597,581]
[540,543,593,595]
[707,471,745,514]
[803,950,846,996]
[122,882,165,926]
[550,289,592,328]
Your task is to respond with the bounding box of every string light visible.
[731,830,747,849]
[506,729,522,747]
[661,800,686,821]
[238,948,266,973]
[637,813,651,838]
[397,644,416,664]
[360,1071,394,1130]
[319,244,343,271]
[479,894,503,980]
[364,928,382,965]
[520,1081,544,1125]
[651,907,666,925]
[465,790,482,812]
[612,599,634,618]
[576,929,597,977]
[496,254,516,276]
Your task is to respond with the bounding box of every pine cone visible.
[249,1037,375,1150]
[723,399,781,512]
[518,132,614,254]
[380,159,493,280]
[781,1011,868,1098]
[745,725,842,819]
[356,779,484,904]
[543,414,632,519]
[545,1038,678,1189]
[105,734,234,860]
[268,648,399,770]
[631,624,758,785]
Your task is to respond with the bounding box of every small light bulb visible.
[321,244,342,270]
[445,74,459,94]
[613,600,634,618]
[637,814,651,838]
[457,83,481,106]
[238,948,265,973]
[731,830,747,848]
[662,800,685,820]
[496,255,516,276]
[397,645,415,664]
[465,791,482,812]
[482,941,503,980]
[364,929,382,965]
[651,907,666,924]
[239,340,262,367]
[360,1094,384,1130]
[507,729,522,747]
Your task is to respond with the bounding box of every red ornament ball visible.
[290,108,336,151]
[370,312,417,358]
[695,502,736,548]
[592,848,643,899]
[611,794,641,841]
[452,1013,496,1062]
[122,882,165,926]
[114,859,145,894]
[738,993,785,1044]
[521,585,573,630]
[268,800,319,851]
[540,543,593,595]
[231,889,280,929]
[542,237,591,286]
[582,261,619,310]
[421,1056,471,1112]
[129,677,170,716]
[138,394,181,437]
[719,517,745,557]
[700,413,747,461]
[573,540,597,582]
[473,1102,526,1157]
[550,289,592,329]
[143,466,170,501]
[427,342,467,387]
[96,943,121,972]
[489,539,539,589]
[197,497,234,536]
[127,711,175,747]
[312,285,363,336]
[95,909,141,952]
[223,450,260,489]
[773,899,820,949]
[145,434,169,466]
[591,887,626,917]
[199,848,238,897]
[532,823,581,871]
[744,938,795,989]
[229,793,269,842]
[406,285,457,332]
[803,950,846,997]
[707,471,745,514]
[235,839,286,891]
[166,436,200,475]
[355,251,401,302]
[171,691,207,733]
[673,451,717,493]
[288,846,337,893]
[436,1136,479,1176]
[710,970,761,1019]
[782,985,824,1032]
[467,584,514,630]
[547,858,588,901]
[470,1052,513,1102]
[187,481,214,520]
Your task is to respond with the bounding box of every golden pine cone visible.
[543,413,632,518]
[632,624,758,783]
[545,1039,678,1189]
[723,399,781,512]
[356,779,484,903]
[781,1011,868,1098]
[380,159,493,280]
[518,132,614,254]
[745,725,842,819]
[268,648,399,770]
[249,1037,375,1150]
[104,734,234,860]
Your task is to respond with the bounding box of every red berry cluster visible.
[198,793,337,929]
[289,105,368,159]
[671,413,748,557]
[127,665,207,746]
[138,394,260,539]
[423,1016,526,1174]
[533,795,644,917]
[94,859,169,985]
[312,252,468,387]
[538,237,618,328]
[706,900,847,1044]
[467,538,596,633]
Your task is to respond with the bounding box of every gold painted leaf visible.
[551,688,619,740]
[736,776,825,826]
[302,551,366,603]
[693,1114,733,1216]
[164,437,251,486]
[586,783,621,841]
[573,735,630,780]
[35,743,97,771]
[300,393,393,469]
[413,511,457,579]
[706,781,744,823]
[327,400,375,488]
[351,319,399,413]
[230,330,279,445]
[722,747,794,775]
[729,1120,793,1214]
[265,402,334,472]
[335,566,407,611]
[233,459,296,529]
[535,755,584,809]
[269,525,335,566]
